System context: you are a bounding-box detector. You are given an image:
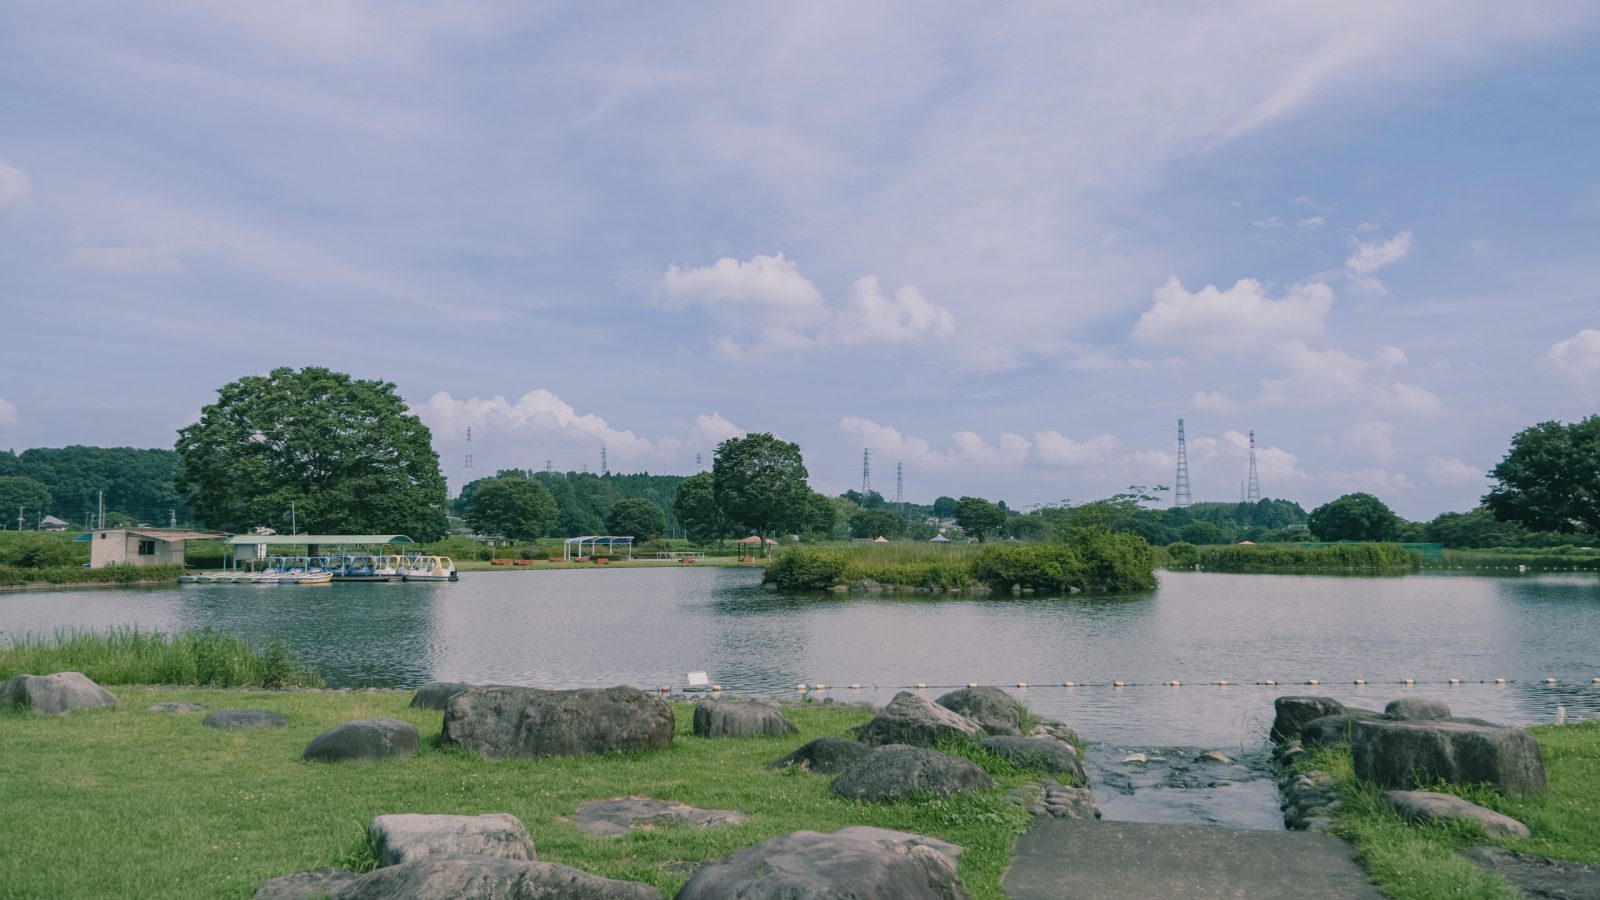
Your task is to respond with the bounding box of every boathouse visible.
[78,528,226,568]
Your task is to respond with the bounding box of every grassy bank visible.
[1167,542,1418,572]
[0,627,324,688]
[0,691,1034,898]
[1424,548,1600,572]
[764,533,1157,593]
[1296,721,1600,899]
[0,562,185,587]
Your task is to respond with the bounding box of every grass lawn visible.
[0,689,1032,899]
[1297,721,1600,899]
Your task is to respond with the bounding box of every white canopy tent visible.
[563,536,634,561]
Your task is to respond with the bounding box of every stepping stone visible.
[370,813,535,866]
[677,829,967,899]
[204,709,288,729]
[303,718,420,763]
[1381,791,1531,839]
[1461,847,1600,899]
[1,672,122,715]
[854,691,983,747]
[295,856,661,899]
[146,702,208,714]
[766,737,869,775]
[574,798,747,837]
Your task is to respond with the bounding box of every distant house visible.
[78,529,225,568]
[38,515,70,532]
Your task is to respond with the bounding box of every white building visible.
[82,529,224,568]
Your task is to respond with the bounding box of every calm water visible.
[4,568,1597,749]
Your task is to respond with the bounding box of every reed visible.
[0,627,323,688]
[0,563,186,587]
[1170,542,1417,571]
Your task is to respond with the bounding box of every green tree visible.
[1485,416,1600,534]
[0,533,81,567]
[467,477,559,542]
[796,491,838,539]
[606,497,666,542]
[849,508,903,539]
[932,496,957,518]
[1307,492,1401,541]
[175,367,448,540]
[674,472,727,545]
[1425,507,1529,549]
[1179,521,1227,545]
[712,433,810,557]
[954,496,1005,543]
[0,477,53,527]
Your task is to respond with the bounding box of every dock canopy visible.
[224,535,414,546]
[563,536,634,561]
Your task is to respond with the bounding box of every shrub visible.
[971,545,1080,591]
[764,547,847,589]
[0,533,84,569]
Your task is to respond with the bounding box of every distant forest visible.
[0,446,186,527]
[454,470,689,538]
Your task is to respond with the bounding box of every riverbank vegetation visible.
[764,530,1157,593]
[0,691,1032,898]
[1294,722,1600,899]
[1165,542,1418,571]
[0,627,323,688]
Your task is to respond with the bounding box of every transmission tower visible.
[464,426,473,475]
[862,448,871,494]
[544,459,552,473]
[1174,419,1192,508]
[895,462,904,512]
[696,452,703,470]
[1247,430,1261,503]
[600,446,609,476]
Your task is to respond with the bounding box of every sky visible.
[1,2,1598,520]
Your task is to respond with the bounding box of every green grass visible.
[0,563,185,587]
[0,627,324,689]
[1425,548,1600,572]
[1296,720,1600,899]
[764,533,1157,593]
[1170,542,1418,572]
[0,692,1032,899]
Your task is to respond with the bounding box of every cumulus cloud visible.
[1192,390,1238,412]
[1297,216,1325,230]
[1346,230,1413,275]
[839,417,1031,470]
[1257,340,1438,414]
[0,159,29,206]
[1542,328,1600,397]
[1253,216,1284,230]
[1425,456,1483,485]
[0,397,18,427]
[663,254,955,357]
[1341,420,1395,463]
[693,412,746,445]
[1131,276,1332,351]
[1032,431,1118,467]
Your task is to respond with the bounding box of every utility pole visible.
[1174,420,1192,508]
[98,491,104,530]
[16,506,22,531]
[169,509,177,529]
[290,501,297,536]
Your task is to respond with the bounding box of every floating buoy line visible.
[779,676,1600,692]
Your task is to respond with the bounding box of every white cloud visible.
[0,159,29,206]
[1297,216,1325,230]
[1346,230,1413,275]
[1253,216,1284,230]
[1259,339,1439,413]
[693,412,746,445]
[0,397,18,427]
[662,252,826,327]
[839,417,1031,471]
[836,277,956,345]
[1341,420,1395,463]
[1192,390,1238,412]
[1131,276,1333,350]
[1425,456,1483,485]
[1542,328,1600,397]
[1032,431,1118,467]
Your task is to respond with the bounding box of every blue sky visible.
[2,2,1598,519]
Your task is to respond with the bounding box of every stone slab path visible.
[1005,819,1385,899]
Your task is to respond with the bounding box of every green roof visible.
[224,534,414,546]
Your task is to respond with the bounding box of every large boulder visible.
[1381,791,1531,839]
[1351,719,1547,796]
[935,686,1026,735]
[410,681,477,711]
[766,737,870,775]
[252,868,359,899]
[203,709,288,729]
[0,672,122,715]
[1299,709,1383,749]
[692,698,797,738]
[574,799,746,837]
[980,736,1085,783]
[832,745,997,802]
[1271,696,1345,743]
[854,692,983,747]
[303,718,420,763]
[677,829,970,900]
[1462,847,1600,899]
[370,813,536,866]
[443,685,673,760]
[330,856,661,899]
[1385,698,1451,721]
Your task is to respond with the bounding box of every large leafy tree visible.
[674,472,727,544]
[712,432,810,557]
[954,496,1006,542]
[175,367,448,540]
[607,497,666,542]
[849,508,903,539]
[1484,416,1600,534]
[0,477,53,527]
[467,477,559,542]
[1307,492,1401,541]
[796,491,837,539]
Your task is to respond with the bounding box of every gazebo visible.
[563,536,634,561]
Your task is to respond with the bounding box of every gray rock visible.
[1271,696,1346,743]
[0,672,122,715]
[832,744,997,802]
[766,737,870,775]
[677,829,971,900]
[1041,783,1101,820]
[1385,697,1451,721]
[409,681,476,711]
[1198,751,1233,764]
[1352,719,1547,796]
[332,855,661,899]
[303,718,420,763]
[1461,847,1600,899]
[1299,710,1383,749]
[935,686,1026,735]
[443,685,674,760]
[854,691,983,747]
[1381,791,1531,838]
[830,826,964,863]
[692,698,797,738]
[252,867,359,899]
[1028,717,1082,748]
[203,708,288,729]
[370,813,536,866]
[146,701,208,714]
[980,735,1086,783]
[574,798,746,837]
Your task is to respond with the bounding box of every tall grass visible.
[0,563,185,587]
[1427,548,1600,571]
[0,627,323,688]
[764,533,1156,593]
[1169,542,1417,571]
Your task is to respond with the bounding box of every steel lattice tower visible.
[600,446,609,476]
[895,462,904,511]
[1247,430,1261,503]
[696,452,703,470]
[1174,419,1192,508]
[862,448,871,494]
[464,426,473,476]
